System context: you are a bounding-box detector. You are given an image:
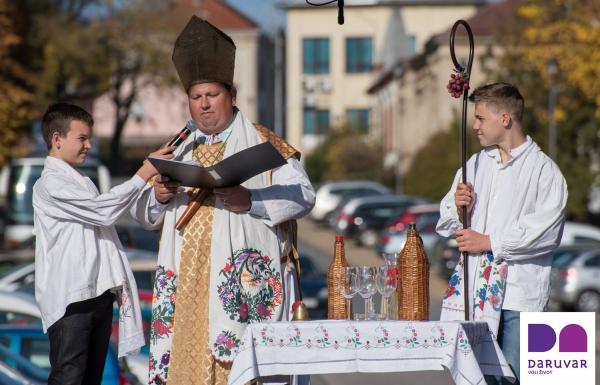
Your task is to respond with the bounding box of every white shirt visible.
[32,156,146,330]
[437,137,568,311]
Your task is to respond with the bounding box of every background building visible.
[367,0,519,190]
[284,0,486,154]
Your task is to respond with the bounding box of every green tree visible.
[494,0,600,220]
[403,118,480,201]
[305,128,385,185]
[27,0,185,170]
[0,0,34,164]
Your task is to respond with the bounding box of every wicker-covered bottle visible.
[327,235,348,319]
[397,223,430,320]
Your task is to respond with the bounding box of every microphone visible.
[338,0,344,25]
[167,120,197,148]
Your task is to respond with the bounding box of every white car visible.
[559,222,600,244]
[0,156,110,249]
[0,290,40,325]
[310,180,390,222]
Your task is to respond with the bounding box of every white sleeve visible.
[436,169,463,237]
[129,183,168,231]
[490,162,568,262]
[34,173,147,227]
[247,157,315,227]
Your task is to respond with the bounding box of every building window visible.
[346,109,370,133]
[346,37,372,73]
[303,108,330,134]
[408,35,417,55]
[303,38,329,74]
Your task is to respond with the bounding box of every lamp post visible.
[547,58,559,161]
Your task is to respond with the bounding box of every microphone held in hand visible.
[166,120,198,150]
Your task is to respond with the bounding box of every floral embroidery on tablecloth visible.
[425,325,449,348]
[344,324,363,348]
[150,266,177,344]
[400,324,421,348]
[375,325,391,347]
[217,248,283,323]
[237,322,481,354]
[312,324,332,348]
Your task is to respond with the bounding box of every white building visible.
[284,0,485,154]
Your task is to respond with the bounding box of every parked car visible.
[334,195,428,246]
[0,343,47,385]
[0,157,110,249]
[438,221,600,278]
[310,181,390,222]
[115,223,159,253]
[559,222,600,244]
[325,189,392,228]
[0,265,35,293]
[0,291,40,327]
[549,244,600,312]
[377,205,444,258]
[0,248,157,295]
[0,326,135,385]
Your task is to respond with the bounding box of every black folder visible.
[147,141,287,189]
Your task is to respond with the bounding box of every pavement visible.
[296,218,599,385]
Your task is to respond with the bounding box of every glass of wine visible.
[358,266,377,320]
[376,265,398,320]
[340,266,359,320]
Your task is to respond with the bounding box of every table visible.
[228,320,515,385]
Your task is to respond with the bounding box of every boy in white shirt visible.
[32,103,174,385]
[437,83,567,384]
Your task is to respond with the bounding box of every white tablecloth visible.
[228,320,515,385]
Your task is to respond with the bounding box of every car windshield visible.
[7,164,100,225]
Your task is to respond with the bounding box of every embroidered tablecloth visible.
[228,320,515,385]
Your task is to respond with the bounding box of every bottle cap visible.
[408,223,417,230]
[335,235,344,242]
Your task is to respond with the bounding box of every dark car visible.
[298,252,327,319]
[0,343,47,385]
[0,326,135,385]
[334,195,428,246]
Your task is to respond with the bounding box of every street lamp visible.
[547,58,559,161]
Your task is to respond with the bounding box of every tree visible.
[29,0,186,170]
[0,0,34,164]
[403,118,480,201]
[495,0,600,220]
[305,128,386,185]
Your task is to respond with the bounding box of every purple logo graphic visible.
[528,323,587,352]
[559,324,587,352]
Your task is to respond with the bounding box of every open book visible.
[147,141,287,189]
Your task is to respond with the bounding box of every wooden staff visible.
[175,188,212,230]
[449,19,474,321]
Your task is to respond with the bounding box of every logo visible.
[521,312,595,385]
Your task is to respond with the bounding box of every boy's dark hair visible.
[41,103,93,150]
[469,82,524,122]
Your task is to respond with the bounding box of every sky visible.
[226,0,288,34]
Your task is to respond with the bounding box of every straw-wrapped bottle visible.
[327,235,348,319]
[397,223,430,320]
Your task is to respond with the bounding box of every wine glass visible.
[358,266,377,320]
[376,265,398,320]
[382,252,399,267]
[340,266,359,320]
